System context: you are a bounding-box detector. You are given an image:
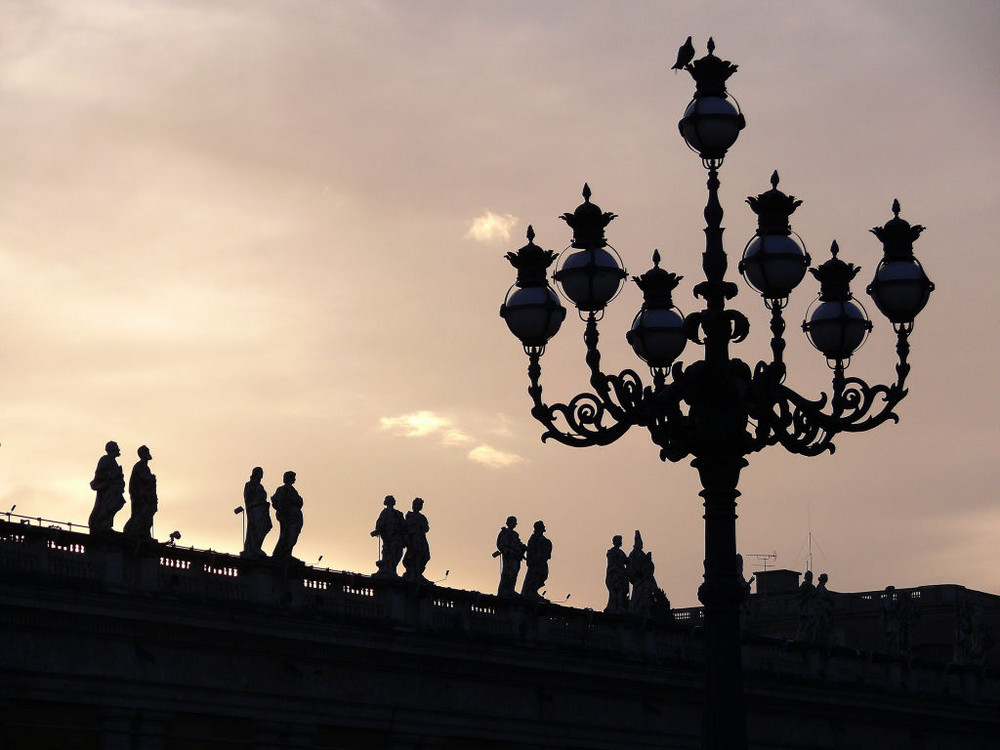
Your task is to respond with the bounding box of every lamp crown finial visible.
[686,40,739,98]
[632,251,682,309]
[746,171,801,236]
[870,200,925,260]
[505,229,558,288]
[559,185,617,249]
[810,240,862,302]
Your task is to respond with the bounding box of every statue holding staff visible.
[371,495,406,577]
[241,467,271,558]
[494,515,526,597]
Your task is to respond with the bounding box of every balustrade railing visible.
[1,518,996,705]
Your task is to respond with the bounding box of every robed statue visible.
[605,535,629,613]
[494,515,526,597]
[271,471,304,561]
[371,495,406,577]
[402,497,431,582]
[521,520,552,601]
[241,467,272,558]
[123,445,157,542]
[88,441,125,534]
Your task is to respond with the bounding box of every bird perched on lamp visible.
[671,36,694,72]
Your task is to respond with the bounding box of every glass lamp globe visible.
[803,297,872,362]
[867,259,933,324]
[627,307,687,367]
[500,226,566,355]
[866,200,933,326]
[741,171,809,303]
[802,241,873,362]
[554,184,627,315]
[680,95,745,161]
[500,284,566,353]
[625,250,687,368]
[741,233,809,302]
[554,246,627,313]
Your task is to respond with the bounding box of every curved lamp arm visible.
[752,326,912,456]
[526,350,638,448]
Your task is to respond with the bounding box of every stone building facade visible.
[1,520,997,749]
[675,568,1000,670]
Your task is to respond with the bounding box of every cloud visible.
[380,411,524,468]
[442,429,474,447]
[380,411,452,438]
[467,445,525,469]
[380,411,474,445]
[465,211,518,242]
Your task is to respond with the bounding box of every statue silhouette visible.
[88,441,125,534]
[627,530,656,616]
[371,495,406,577]
[271,471,303,561]
[241,467,272,559]
[605,535,629,613]
[521,521,552,601]
[494,516,526,597]
[123,445,157,542]
[402,497,430,582]
[794,570,816,641]
[796,570,834,645]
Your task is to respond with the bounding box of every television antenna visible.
[745,551,777,572]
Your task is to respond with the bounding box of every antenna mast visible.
[746,551,777,573]
[806,500,813,572]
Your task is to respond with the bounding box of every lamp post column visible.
[687,155,749,747]
[694,453,748,750]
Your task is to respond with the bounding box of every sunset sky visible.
[1,1,998,608]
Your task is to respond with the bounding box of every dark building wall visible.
[1,521,998,749]
[677,569,1000,670]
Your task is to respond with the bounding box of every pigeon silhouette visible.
[671,36,694,72]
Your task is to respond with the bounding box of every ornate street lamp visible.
[499,226,567,356]
[802,241,873,364]
[626,250,687,377]
[867,199,935,329]
[499,38,932,750]
[552,183,628,316]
